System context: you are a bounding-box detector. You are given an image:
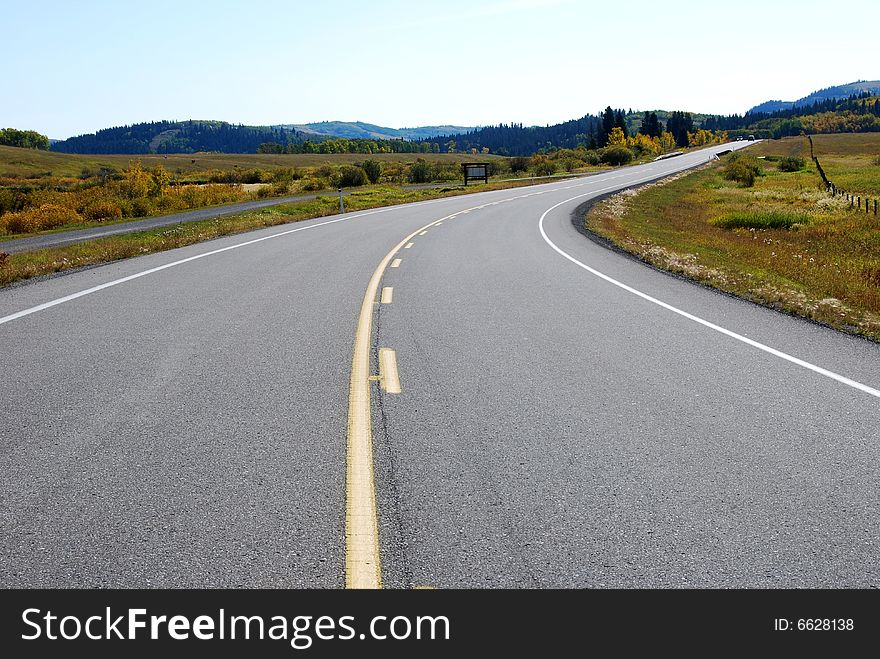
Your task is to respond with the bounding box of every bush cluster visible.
[722,154,764,187]
[777,156,806,172]
[600,146,634,166]
[712,211,809,230]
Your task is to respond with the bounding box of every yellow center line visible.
[381,287,393,304]
[390,258,402,268]
[345,213,449,590]
[345,179,588,589]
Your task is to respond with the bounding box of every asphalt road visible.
[2,142,878,588]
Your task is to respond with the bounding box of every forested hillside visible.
[704,93,880,138]
[52,121,304,154]
[748,80,880,113]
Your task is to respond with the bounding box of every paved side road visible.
[0,191,338,254]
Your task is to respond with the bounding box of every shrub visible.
[300,177,325,192]
[487,159,509,177]
[600,146,634,166]
[431,163,460,181]
[273,181,293,195]
[722,154,763,187]
[711,211,809,230]
[271,168,298,184]
[361,159,381,184]
[531,155,557,177]
[333,165,369,188]
[582,150,601,165]
[409,159,431,184]
[130,197,156,217]
[82,200,123,221]
[239,168,270,184]
[32,204,82,229]
[778,156,806,172]
[1,209,42,234]
[509,156,530,173]
[0,188,15,215]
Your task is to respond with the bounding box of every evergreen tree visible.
[599,106,615,147]
[614,109,628,138]
[638,112,662,138]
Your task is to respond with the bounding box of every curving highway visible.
[2,141,878,589]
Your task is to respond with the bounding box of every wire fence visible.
[808,135,878,217]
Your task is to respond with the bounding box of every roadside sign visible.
[463,163,489,185]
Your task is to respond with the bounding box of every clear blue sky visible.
[3,0,877,138]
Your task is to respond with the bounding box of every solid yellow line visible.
[378,348,401,394]
[391,259,402,268]
[381,287,393,304]
[345,215,447,590]
[404,243,414,249]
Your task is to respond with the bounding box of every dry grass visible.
[0,177,580,287]
[587,135,880,340]
[0,145,504,179]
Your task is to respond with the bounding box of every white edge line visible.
[0,146,732,328]
[537,187,880,400]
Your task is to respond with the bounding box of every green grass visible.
[753,134,880,197]
[587,134,880,340]
[711,210,809,230]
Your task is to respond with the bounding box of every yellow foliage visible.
[659,131,677,151]
[607,127,627,146]
[628,133,662,155]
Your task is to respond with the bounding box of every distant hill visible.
[748,80,880,114]
[288,121,475,141]
[51,120,477,154]
[53,120,305,154]
[704,90,880,138]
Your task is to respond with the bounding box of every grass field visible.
[586,134,880,340]
[804,134,880,198]
[0,145,504,179]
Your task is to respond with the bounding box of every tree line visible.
[702,93,880,137]
[0,128,50,150]
[52,121,306,154]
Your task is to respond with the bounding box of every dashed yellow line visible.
[418,231,428,236]
[378,348,401,394]
[381,287,393,304]
[404,242,414,249]
[391,259,402,268]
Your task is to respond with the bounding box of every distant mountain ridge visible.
[748,80,880,114]
[286,121,475,141]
